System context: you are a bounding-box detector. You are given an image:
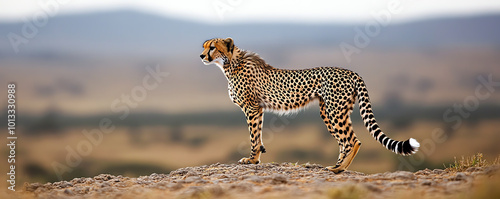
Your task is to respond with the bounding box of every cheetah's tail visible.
[354,75,420,156]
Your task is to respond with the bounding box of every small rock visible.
[388,171,415,180]
[212,174,229,179]
[111,178,121,183]
[147,173,168,181]
[452,172,468,181]
[73,186,90,194]
[210,162,221,167]
[347,176,362,182]
[342,170,366,176]
[84,178,95,184]
[433,169,445,174]
[313,178,326,184]
[185,176,202,183]
[245,175,264,183]
[271,174,288,184]
[362,183,382,193]
[229,182,253,192]
[186,170,200,177]
[94,174,114,181]
[169,169,188,176]
[63,189,74,195]
[303,163,323,169]
[153,181,169,188]
[389,181,408,186]
[136,180,152,185]
[466,167,480,172]
[421,180,433,186]
[168,183,184,191]
[415,169,431,175]
[55,181,73,188]
[115,181,130,188]
[100,182,111,187]
[71,177,86,184]
[240,171,252,176]
[24,182,43,192]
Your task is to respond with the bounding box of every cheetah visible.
[199,38,420,173]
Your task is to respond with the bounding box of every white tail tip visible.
[409,138,420,148]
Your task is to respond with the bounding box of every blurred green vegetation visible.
[3,104,499,135]
[4,103,499,183]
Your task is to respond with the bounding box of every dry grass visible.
[445,153,500,172]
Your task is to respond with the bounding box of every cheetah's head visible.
[200,38,234,68]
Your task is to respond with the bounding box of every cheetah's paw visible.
[238,157,260,164]
[326,166,345,174]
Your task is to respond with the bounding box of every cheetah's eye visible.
[209,47,215,50]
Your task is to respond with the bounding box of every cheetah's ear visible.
[224,37,234,54]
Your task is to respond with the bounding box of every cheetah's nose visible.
[200,54,206,59]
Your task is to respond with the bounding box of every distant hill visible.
[0,10,499,58]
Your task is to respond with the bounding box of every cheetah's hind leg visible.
[326,139,361,173]
[321,95,361,174]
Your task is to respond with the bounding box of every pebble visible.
[362,183,382,193]
[452,172,468,181]
[54,181,73,188]
[271,174,288,184]
[212,174,229,179]
[168,183,184,191]
[185,170,200,177]
[388,171,415,180]
[466,167,480,172]
[63,189,73,195]
[433,169,445,174]
[184,176,202,183]
[245,175,264,183]
[421,180,433,186]
[100,182,111,187]
[73,186,90,194]
[389,181,408,186]
[229,182,254,192]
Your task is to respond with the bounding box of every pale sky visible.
[1,0,500,24]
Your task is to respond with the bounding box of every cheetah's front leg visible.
[238,106,266,164]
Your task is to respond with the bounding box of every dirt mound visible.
[20,163,500,199]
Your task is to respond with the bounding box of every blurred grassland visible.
[0,48,499,185]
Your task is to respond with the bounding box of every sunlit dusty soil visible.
[16,163,500,199]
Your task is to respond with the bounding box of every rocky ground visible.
[16,163,500,199]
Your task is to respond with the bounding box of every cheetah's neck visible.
[223,47,275,75]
